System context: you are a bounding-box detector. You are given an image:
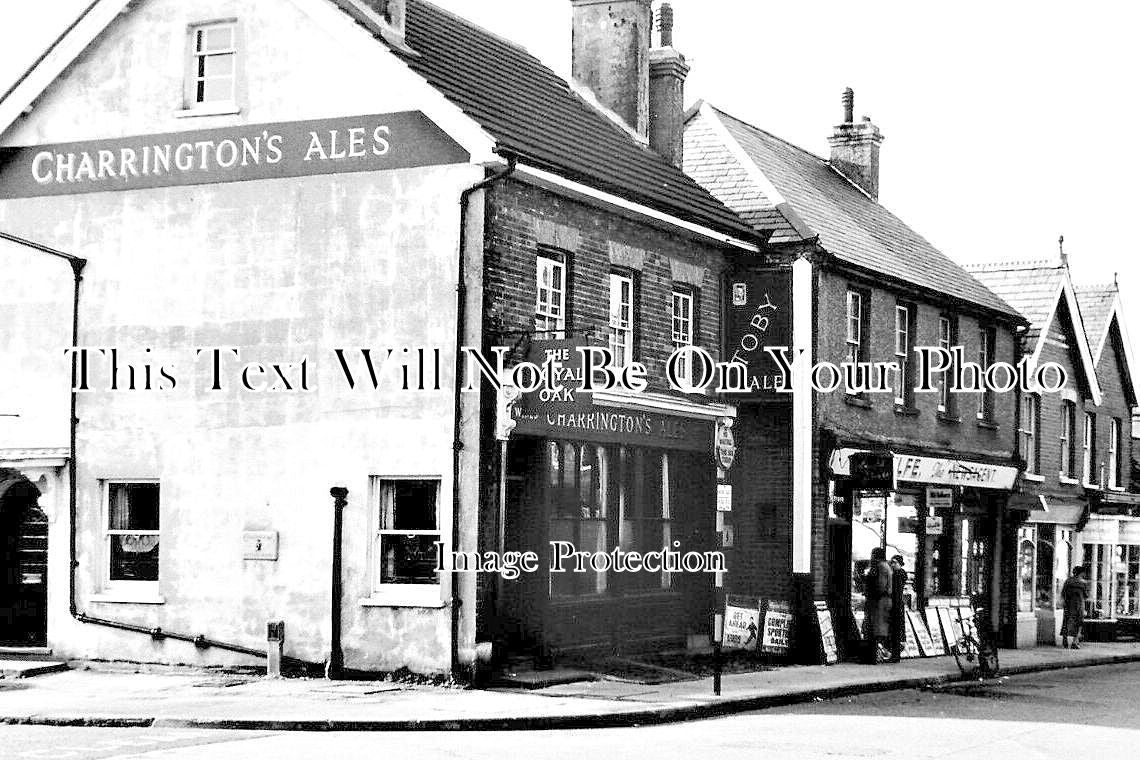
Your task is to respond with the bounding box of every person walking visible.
[1060,565,1089,649]
[888,554,908,662]
[862,547,893,663]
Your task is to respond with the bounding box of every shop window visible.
[548,442,609,597]
[185,21,237,108]
[1035,524,1056,611]
[1019,394,1040,474]
[1017,526,1035,614]
[1060,401,1076,479]
[1109,417,1122,489]
[372,478,441,602]
[1084,543,1113,618]
[893,303,915,407]
[535,252,567,335]
[620,448,673,592]
[937,315,956,415]
[105,482,160,590]
[670,288,695,383]
[608,272,635,367]
[1117,545,1140,618]
[976,326,995,421]
[1084,412,1097,486]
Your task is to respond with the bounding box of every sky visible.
[2,1,1139,331]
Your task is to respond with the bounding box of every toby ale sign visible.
[724,267,792,400]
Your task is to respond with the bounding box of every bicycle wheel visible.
[951,635,979,677]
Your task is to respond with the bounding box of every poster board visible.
[815,601,838,664]
[907,609,938,656]
[724,595,760,651]
[922,608,949,655]
[937,606,961,647]
[761,600,792,655]
[901,614,922,658]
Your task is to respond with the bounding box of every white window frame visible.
[894,304,911,406]
[1084,412,1098,487]
[976,327,993,420]
[364,476,446,608]
[181,20,241,116]
[1110,417,1122,489]
[671,288,694,383]
[1060,400,1076,480]
[95,479,164,604]
[609,272,634,368]
[845,290,862,395]
[534,254,566,335]
[938,316,952,413]
[1020,394,1040,475]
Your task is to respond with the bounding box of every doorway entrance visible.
[0,471,46,646]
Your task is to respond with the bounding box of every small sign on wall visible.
[243,531,279,561]
[717,483,733,512]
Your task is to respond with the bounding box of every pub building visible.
[0,0,759,673]
[684,91,1029,658]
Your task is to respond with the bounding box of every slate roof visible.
[1075,284,1117,353]
[685,104,1020,319]
[966,261,1064,344]
[333,0,756,241]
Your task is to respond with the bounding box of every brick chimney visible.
[648,4,689,167]
[571,0,653,137]
[828,88,884,199]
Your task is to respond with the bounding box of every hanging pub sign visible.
[0,111,470,198]
[760,599,792,655]
[722,267,792,400]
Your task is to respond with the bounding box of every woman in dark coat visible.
[862,547,893,663]
[1061,566,1089,649]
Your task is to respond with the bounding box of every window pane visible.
[379,535,439,584]
[110,535,159,581]
[200,76,234,103]
[109,483,159,530]
[202,25,234,52]
[203,53,234,77]
[390,480,437,530]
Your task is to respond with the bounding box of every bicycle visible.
[950,608,1000,679]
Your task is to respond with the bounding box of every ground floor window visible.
[373,477,441,595]
[105,481,160,588]
[1085,543,1140,618]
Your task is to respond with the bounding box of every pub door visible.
[497,438,546,658]
[0,474,47,647]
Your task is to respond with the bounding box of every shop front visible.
[826,447,1019,655]
[1077,493,1140,640]
[1013,498,1083,646]
[490,349,734,659]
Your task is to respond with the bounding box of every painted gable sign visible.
[0,111,470,198]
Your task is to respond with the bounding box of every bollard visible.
[266,620,285,678]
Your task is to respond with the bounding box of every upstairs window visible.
[671,288,695,383]
[893,303,915,407]
[187,22,237,107]
[609,272,634,368]
[845,290,863,366]
[937,316,956,415]
[1084,412,1098,486]
[976,327,995,421]
[1060,400,1077,479]
[535,253,567,335]
[1020,394,1040,474]
[1110,417,1122,489]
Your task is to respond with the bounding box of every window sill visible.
[976,419,999,431]
[893,405,919,417]
[174,102,241,118]
[1023,473,1045,483]
[1108,486,1126,493]
[936,412,961,425]
[90,593,166,605]
[359,590,445,609]
[844,395,871,409]
[1084,483,1102,491]
[1059,475,1081,485]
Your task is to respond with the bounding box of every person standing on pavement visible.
[888,555,908,662]
[1061,565,1089,649]
[862,547,893,663]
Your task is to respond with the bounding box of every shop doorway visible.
[0,471,46,647]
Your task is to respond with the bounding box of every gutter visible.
[450,154,517,678]
[2,230,318,672]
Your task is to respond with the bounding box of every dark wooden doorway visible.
[0,472,46,646]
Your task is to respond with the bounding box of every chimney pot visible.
[571,0,654,137]
[842,87,854,124]
[828,88,883,199]
[657,3,675,47]
[649,3,688,167]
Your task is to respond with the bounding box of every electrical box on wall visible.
[243,531,279,561]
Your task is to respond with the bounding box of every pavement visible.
[1,642,1139,732]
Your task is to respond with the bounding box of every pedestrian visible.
[862,547,893,663]
[1060,565,1089,649]
[888,554,908,662]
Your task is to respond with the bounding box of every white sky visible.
[3,1,1139,331]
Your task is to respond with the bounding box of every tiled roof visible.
[966,261,1064,344]
[690,104,1020,319]
[1075,284,1117,352]
[334,0,756,241]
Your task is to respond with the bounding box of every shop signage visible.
[760,600,792,655]
[723,267,792,400]
[924,608,949,654]
[716,483,733,512]
[0,111,470,198]
[510,338,713,452]
[831,449,1018,491]
[724,595,760,651]
[926,487,953,511]
[926,515,944,536]
[814,601,838,664]
[907,610,938,657]
[715,418,736,472]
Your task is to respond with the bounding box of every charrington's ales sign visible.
[0,111,470,198]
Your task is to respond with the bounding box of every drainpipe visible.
[328,486,348,678]
[2,231,318,669]
[451,155,517,678]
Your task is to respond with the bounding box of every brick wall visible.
[1093,323,1134,491]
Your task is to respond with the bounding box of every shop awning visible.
[829,448,1019,490]
[1024,495,1086,526]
